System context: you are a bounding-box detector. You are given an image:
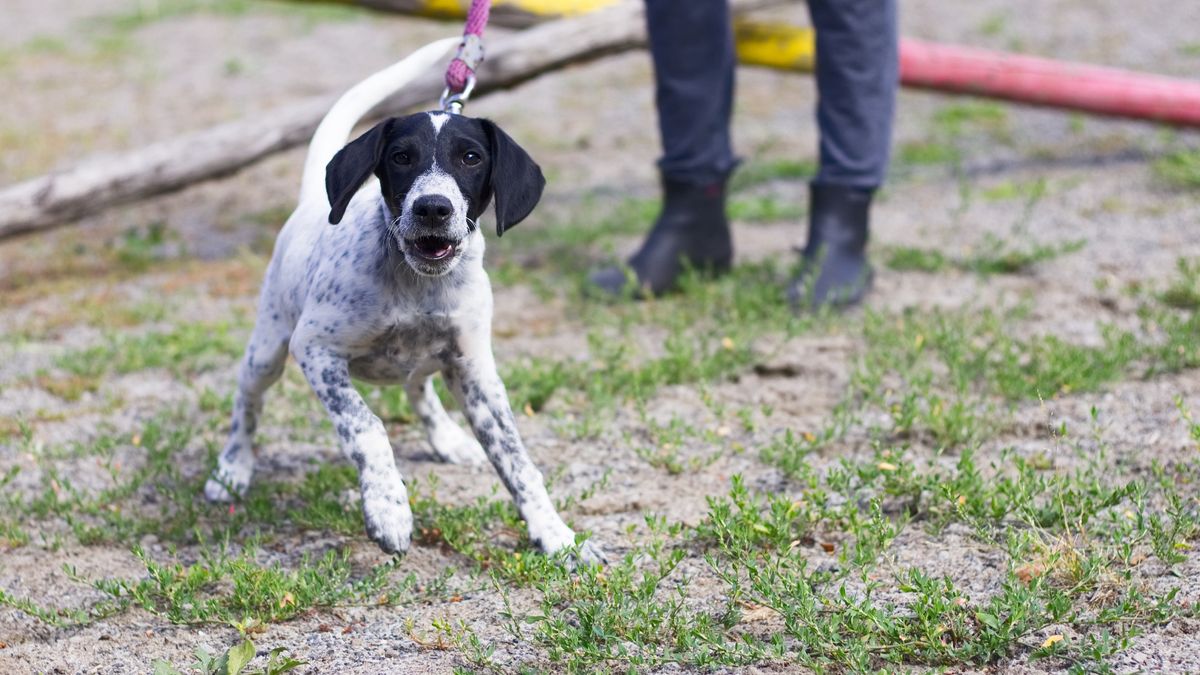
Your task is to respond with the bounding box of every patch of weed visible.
[54,320,247,380]
[32,372,101,401]
[87,543,404,625]
[728,195,804,222]
[492,317,767,434]
[111,222,171,272]
[1159,257,1200,309]
[885,246,949,273]
[410,477,554,584]
[515,515,760,670]
[94,0,362,32]
[897,102,1012,171]
[933,102,1010,139]
[884,236,1085,277]
[967,235,1086,276]
[632,414,726,474]
[0,587,111,628]
[898,140,962,166]
[1153,148,1200,188]
[980,178,1048,202]
[978,12,1008,37]
[730,158,817,191]
[155,630,305,674]
[286,464,362,535]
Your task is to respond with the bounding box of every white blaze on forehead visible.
[428,111,449,137]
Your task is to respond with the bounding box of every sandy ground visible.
[2,0,1200,672]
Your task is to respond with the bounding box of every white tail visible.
[299,36,458,205]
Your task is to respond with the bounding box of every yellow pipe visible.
[478,0,621,15]
[734,21,815,72]
[298,0,818,72]
[330,0,627,23]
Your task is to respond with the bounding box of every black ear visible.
[481,119,545,236]
[325,119,393,225]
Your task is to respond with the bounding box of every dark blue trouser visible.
[645,0,898,190]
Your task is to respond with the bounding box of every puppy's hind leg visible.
[205,316,291,502]
[406,374,487,466]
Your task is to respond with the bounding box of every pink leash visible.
[441,0,491,114]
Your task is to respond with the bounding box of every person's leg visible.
[590,0,737,296]
[791,0,898,310]
[648,0,738,183]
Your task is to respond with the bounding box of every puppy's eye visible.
[391,151,411,166]
[462,151,482,167]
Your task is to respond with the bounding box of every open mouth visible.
[407,236,458,261]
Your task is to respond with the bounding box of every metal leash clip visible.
[440,75,476,115]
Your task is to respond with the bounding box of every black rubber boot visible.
[589,176,733,297]
[788,183,874,311]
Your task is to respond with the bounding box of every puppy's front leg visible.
[444,346,605,566]
[292,338,412,555]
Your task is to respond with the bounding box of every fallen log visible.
[0,0,779,240]
[0,98,335,240]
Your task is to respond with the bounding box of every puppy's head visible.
[325,112,545,276]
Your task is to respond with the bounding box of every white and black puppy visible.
[205,39,604,566]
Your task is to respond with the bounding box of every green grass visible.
[489,195,659,287]
[728,195,804,222]
[980,178,1048,202]
[1158,257,1200,309]
[155,632,305,675]
[493,260,812,426]
[489,449,1194,671]
[95,0,369,33]
[897,102,1014,171]
[0,413,453,626]
[459,260,1199,670]
[53,320,247,381]
[774,261,1200,458]
[730,158,817,191]
[111,222,172,272]
[87,543,414,625]
[885,236,1086,276]
[0,0,373,69]
[1153,148,1200,189]
[933,102,1010,139]
[898,140,962,166]
[978,12,1008,38]
[7,195,1200,673]
[495,324,763,436]
[631,413,729,474]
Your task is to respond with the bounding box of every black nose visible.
[412,195,454,225]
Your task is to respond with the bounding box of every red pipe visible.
[900,39,1200,127]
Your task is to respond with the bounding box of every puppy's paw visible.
[569,539,609,569]
[361,485,413,555]
[204,470,249,503]
[205,441,254,502]
[429,424,488,466]
[532,521,607,569]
